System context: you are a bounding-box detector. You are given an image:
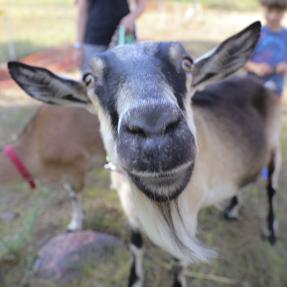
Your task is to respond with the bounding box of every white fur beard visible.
[116,175,216,264]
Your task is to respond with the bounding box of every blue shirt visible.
[251,26,287,95]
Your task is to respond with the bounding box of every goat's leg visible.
[64,184,85,231]
[223,195,241,220]
[171,258,187,287]
[264,150,281,245]
[128,229,144,287]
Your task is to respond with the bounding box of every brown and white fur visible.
[7,22,281,287]
[0,106,105,231]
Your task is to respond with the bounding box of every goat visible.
[0,105,105,231]
[8,21,281,287]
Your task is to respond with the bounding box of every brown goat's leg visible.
[64,184,85,232]
[128,229,144,287]
[265,150,281,245]
[172,258,187,287]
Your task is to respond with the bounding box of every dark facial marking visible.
[156,43,189,110]
[91,53,122,134]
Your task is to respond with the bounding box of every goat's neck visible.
[0,139,37,185]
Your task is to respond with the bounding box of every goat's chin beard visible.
[128,162,193,202]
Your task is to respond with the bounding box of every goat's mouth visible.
[128,161,193,202]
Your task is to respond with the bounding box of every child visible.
[245,0,287,97]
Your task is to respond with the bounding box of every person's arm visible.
[74,0,88,68]
[276,62,287,74]
[75,0,88,47]
[245,60,274,77]
[120,0,147,33]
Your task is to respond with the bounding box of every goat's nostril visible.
[164,117,181,134]
[126,125,147,138]
[122,107,183,138]
[124,116,182,138]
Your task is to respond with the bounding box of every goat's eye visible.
[83,73,96,87]
[182,57,193,72]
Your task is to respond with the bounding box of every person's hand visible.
[276,62,287,74]
[120,13,136,33]
[252,63,274,77]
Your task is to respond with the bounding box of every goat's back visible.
[193,76,277,119]
[23,105,106,166]
[192,76,280,197]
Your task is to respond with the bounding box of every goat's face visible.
[8,22,261,202]
[85,43,196,201]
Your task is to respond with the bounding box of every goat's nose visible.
[122,106,182,138]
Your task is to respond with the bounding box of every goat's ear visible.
[190,21,261,87]
[8,61,90,106]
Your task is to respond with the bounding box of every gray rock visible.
[33,230,122,286]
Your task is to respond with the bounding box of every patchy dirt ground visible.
[0,5,287,287]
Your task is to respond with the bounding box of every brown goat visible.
[0,105,105,230]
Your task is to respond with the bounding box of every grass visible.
[0,198,41,287]
[0,207,39,261]
[0,103,286,287]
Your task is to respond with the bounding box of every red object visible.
[4,144,36,190]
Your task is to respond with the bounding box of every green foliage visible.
[0,207,40,261]
[17,254,37,287]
